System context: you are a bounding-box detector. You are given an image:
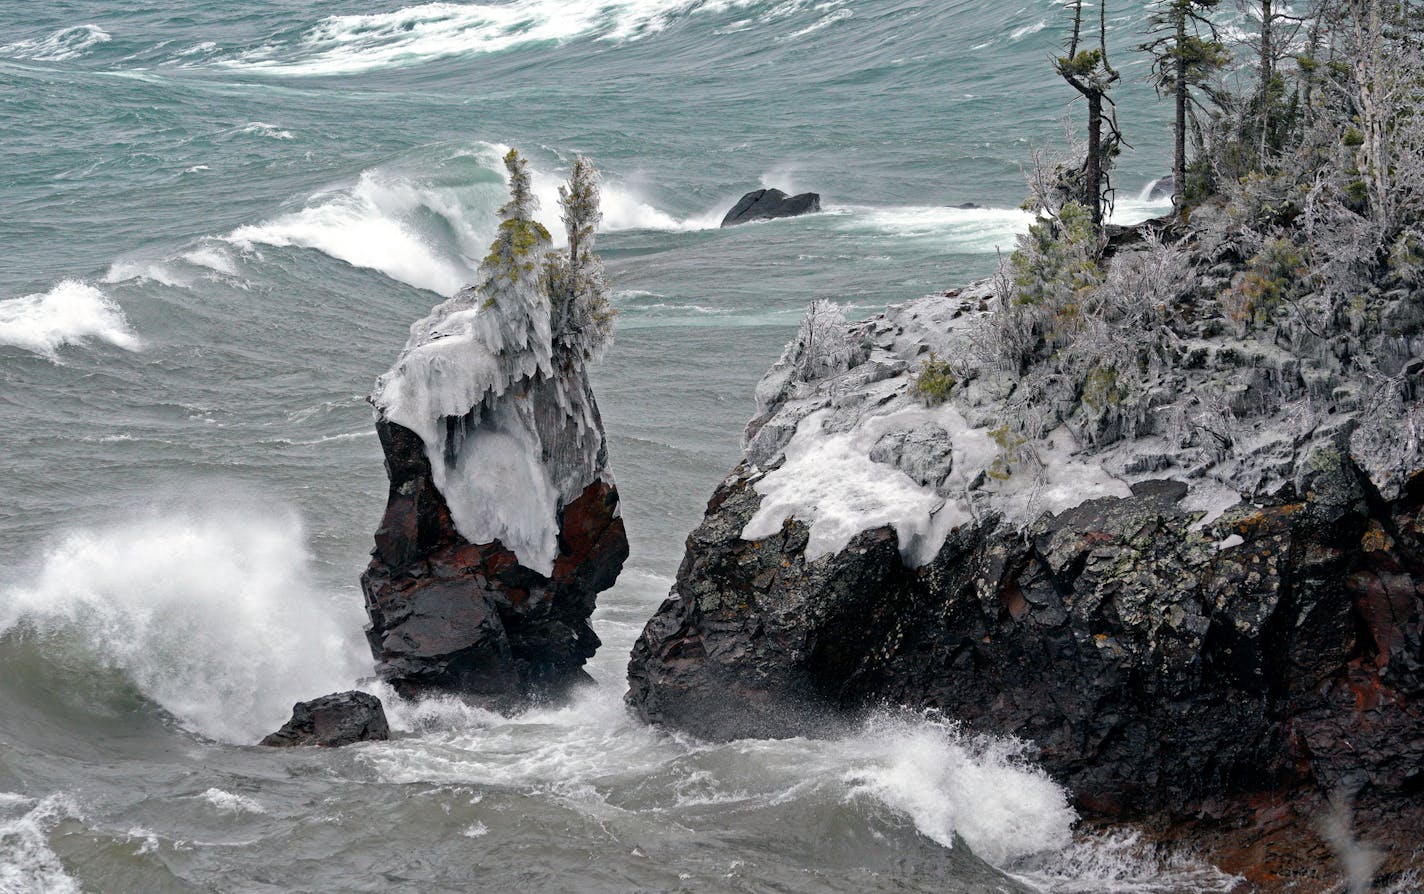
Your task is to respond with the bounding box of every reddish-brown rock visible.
[363,416,627,705]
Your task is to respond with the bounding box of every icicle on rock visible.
[362,150,627,704]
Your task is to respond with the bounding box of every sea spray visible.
[839,713,1075,866]
[0,794,84,894]
[0,504,369,744]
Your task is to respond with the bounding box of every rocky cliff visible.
[363,283,627,704]
[626,274,1423,886]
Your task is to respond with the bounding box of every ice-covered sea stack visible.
[363,151,626,704]
[628,265,1424,883]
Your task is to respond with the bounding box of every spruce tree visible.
[1054,0,1123,230]
[547,155,615,364]
[1141,0,1228,207]
[476,148,554,369]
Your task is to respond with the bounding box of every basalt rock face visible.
[626,283,1423,884]
[720,188,821,227]
[260,691,390,747]
[629,446,1424,881]
[362,413,626,703]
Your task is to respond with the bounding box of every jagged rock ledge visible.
[626,272,1424,889]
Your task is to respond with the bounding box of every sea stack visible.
[362,151,627,706]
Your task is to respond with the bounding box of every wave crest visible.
[0,280,141,361]
[1,24,110,62]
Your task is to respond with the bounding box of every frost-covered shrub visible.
[546,155,616,364]
[914,352,957,406]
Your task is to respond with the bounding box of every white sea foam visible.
[832,204,1034,253]
[0,505,369,744]
[199,788,266,815]
[180,245,240,277]
[217,0,767,75]
[1,25,110,62]
[0,280,141,360]
[362,690,1075,871]
[224,144,708,295]
[104,259,189,288]
[240,121,295,140]
[1009,829,1240,893]
[778,7,851,41]
[0,794,83,894]
[1010,20,1048,41]
[830,193,1172,254]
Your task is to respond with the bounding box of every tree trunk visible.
[1174,5,1187,207]
[1087,91,1103,227]
[1259,0,1274,163]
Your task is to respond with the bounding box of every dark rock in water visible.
[1146,175,1175,200]
[625,278,1424,886]
[260,691,390,747]
[362,414,628,705]
[629,458,1424,884]
[720,188,821,227]
[954,202,983,210]
[629,455,1424,807]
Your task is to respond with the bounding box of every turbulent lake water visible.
[0,2,1244,891]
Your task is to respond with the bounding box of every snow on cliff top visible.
[739,282,1376,568]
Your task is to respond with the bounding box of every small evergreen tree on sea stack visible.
[1141,0,1228,207]
[1054,0,1123,231]
[547,155,615,363]
[478,149,554,357]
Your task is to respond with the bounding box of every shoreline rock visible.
[362,409,627,704]
[625,278,1424,889]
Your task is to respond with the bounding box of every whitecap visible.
[104,259,189,288]
[240,121,295,140]
[0,280,142,360]
[199,788,267,815]
[223,142,712,295]
[1010,20,1047,41]
[1,24,110,62]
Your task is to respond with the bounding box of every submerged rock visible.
[260,691,390,747]
[626,282,1424,885]
[720,188,821,227]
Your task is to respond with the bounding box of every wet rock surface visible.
[628,456,1424,887]
[720,188,821,227]
[260,691,390,747]
[626,279,1424,889]
[363,415,627,705]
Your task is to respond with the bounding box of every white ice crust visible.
[740,285,1253,568]
[372,290,602,576]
